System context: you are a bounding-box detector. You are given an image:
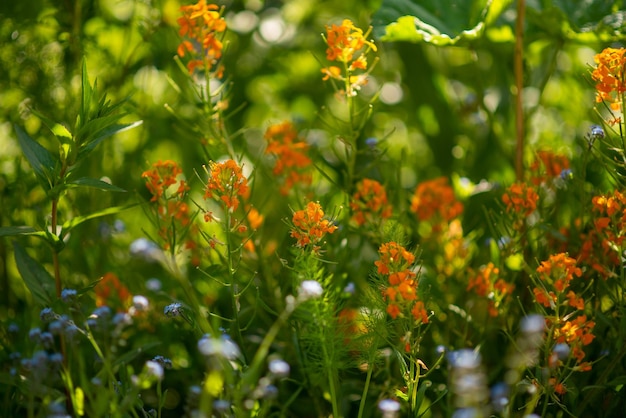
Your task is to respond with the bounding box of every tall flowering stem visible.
[530,253,595,407]
[321,19,378,192]
[177,0,226,76]
[175,1,234,159]
[203,159,251,348]
[142,160,191,255]
[141,160,214,337]
[375,241,430,414]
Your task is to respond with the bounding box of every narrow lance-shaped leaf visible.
[66,177,127,193]
[13,242,54,306]
[60,202,140,239]
[14,125,59,191]
[77,120,143,160]
[0,226,39,237]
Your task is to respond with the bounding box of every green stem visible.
[169,256,214,337]
[225,209,245,358]
[357,364,374,418]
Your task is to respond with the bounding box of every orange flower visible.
[350,178,393,226]
[177,0,226,75]
[376,242,427,323]
[264,122,312,194]
[142,161,192,250]
[290,201,338,252]
[324,19,376,64]
[530,150,570,185]
[533,287,556,308]
[95,272,131,308]
[204,159,249,212]
[410,177,463,223]
[411,301,429,324]
[467,263,514,317]
[386,303,401,319]
[555,315,596,347]
[502,182,539,217]
[142,160,188,203]
[591,47,626,110]
[375,242,415,275]
[536,253,582,292]
[566,290,585,310]
[321,19,377,96]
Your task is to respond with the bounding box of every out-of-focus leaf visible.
[0,226,39,237]
[67,177,127,192]
[14,125,59,190]
[13,241,54,306]
[60,203,139,238]
[527,1,626,42]
[111,341,162,367]
[76,120,143,160]
[372,0,514,45]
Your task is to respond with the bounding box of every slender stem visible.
[51,198,62,298]
[225,209,245,355]
[169,255,214,337]
[514,0,526,181]
[357,364,374,418]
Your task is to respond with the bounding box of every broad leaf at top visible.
[372,0,514,45]
[526,0,626,43]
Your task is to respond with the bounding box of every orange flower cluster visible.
[321,19,377,96]
[591,47,626,111]
[467,262,514,317]
[290,201,338,253]
[502,182,539,217]
[592,190,626,248]
[410,177,463,224]
[204,159,249,213]
[142,161,192,250]
[350,178,393,226]
[142,160,189,203]
[531,254,595,377]
[95,272,131,308]
[375,242,428,323]
[576,190,626,277]
[530,150,570,185]
[264,122,312,195]
[176,0,226,75]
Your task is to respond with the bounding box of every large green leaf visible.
[527,1,626,43]
[13,242,55,306]
[372,0,514,45]
[14,125,59,190]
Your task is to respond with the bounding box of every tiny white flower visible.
[145,360,164,381]
[298,280,323,301]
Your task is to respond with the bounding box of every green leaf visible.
[112,341,162,367]
[0,226,40,237]
[527,1,626,43]
[372,0,514,45]
[13,241,54,306]
[77,120,143,160]
[67,177,127,192]
[60,203,139,238]
[14,125,59,190]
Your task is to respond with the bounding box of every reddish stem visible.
[515,0,526,181]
